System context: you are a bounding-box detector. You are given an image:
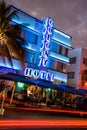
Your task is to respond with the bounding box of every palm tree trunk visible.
[0,86,6,115]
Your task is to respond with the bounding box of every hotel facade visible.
[8,6,72,83]
[1,6,85,99]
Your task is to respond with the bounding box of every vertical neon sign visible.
[38,17,54,70]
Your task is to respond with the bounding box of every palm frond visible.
[0,0,25,67]
[0,42,6,64]
[6,38,25,67]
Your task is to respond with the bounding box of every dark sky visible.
[6,0,87,49]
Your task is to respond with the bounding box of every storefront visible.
[0,68,86,101]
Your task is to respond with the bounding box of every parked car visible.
[71,97,87,111]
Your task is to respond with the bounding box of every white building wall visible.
[67,48,82,88]
[78,48,87,88]
[67,47,87,90]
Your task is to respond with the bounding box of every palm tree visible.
[0,0,25,67]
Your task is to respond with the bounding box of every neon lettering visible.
[24,68,54,82]
[38,17,54,68]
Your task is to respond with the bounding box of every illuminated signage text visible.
[24,68,54,82]
[38,17,54,68]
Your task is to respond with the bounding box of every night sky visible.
[6,0,87,49]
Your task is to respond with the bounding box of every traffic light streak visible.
[0,120,87,128]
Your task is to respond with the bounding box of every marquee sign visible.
[38,17,54,68]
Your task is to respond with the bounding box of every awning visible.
[0,72,65,91]
[59,84,87,95]
[0,72,87,95]
[0,72,36,85]
[31,79,65,90]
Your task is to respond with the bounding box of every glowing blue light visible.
[0,57,21,70]
[12,59,21,70]
[55,75,67,82]
[49,52,69,63]
[22,42,39,52]
[53,38,71,47]
[11,18,40,34]
[38,17,54,68]
[53,29,71,47]
[24,68,54,82]
[25,45,38,52]
[38,58,48,67]
[54,29,70,39]
[48,69,67,82]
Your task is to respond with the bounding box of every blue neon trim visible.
[49,52,69,63]
[52,29,71,47]
[48,69,67,82]
[54,29,71,39]
[11,18,40,34]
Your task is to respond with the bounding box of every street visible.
[0,107,84,120]
[0,106,87,130]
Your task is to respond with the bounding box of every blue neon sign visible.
[38,17,54,68]
[24,68,54,82]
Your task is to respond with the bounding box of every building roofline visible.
[10,5,42,24]
[10,6,72,39]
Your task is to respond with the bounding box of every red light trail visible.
[0,120,87,128]
[1,96,87,128]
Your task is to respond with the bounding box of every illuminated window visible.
[26,31,38,44]
[50,42,68,56]
[54,61,63,72]
[61,46,68,56]
[84,81,87,86]
[83,58,87,66]
[47,58,66,72]
[50,42,60,53]
[84,81,87,90]
[24,50,35,64]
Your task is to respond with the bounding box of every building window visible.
[54,61,63,72]
[62,64,66,73]
[21,29,26,39]
[26,31,38,45]
[50,42,68,56]
[28,53,35,64]
[67,72,75,79]
[50,42,60,53]
[47,58,66,73]
[24,50,35,64]
[83,58,87,66]
[61,46,68,56]
[70,57,76,64]
[65,48,68,56]
[59,45,62,54]
[61,46,65,55]
[59,46,68,56]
